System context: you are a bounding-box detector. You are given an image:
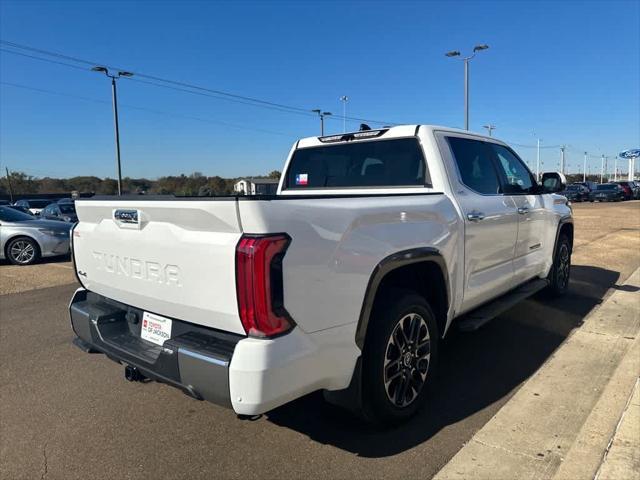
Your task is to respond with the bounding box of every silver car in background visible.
[0,206,71,265]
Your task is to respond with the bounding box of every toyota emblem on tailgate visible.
[114,209,138,224]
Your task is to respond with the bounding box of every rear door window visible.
[284,138,428,189]
[447,137,502,195]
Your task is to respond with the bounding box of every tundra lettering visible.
[91,251,181,286]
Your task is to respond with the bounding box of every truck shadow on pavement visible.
[265,265,620,458]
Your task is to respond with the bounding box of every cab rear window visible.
[284,138,429,189]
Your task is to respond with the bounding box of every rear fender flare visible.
[354,247,449,350]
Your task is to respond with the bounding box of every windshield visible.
[567,185,581,191]
[0,206,35,222]
[29,200,53,208]
[285,138,427,189]
[597,184,616,190]
[59,204,76,214]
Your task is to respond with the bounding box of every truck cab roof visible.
[296,124,505,149]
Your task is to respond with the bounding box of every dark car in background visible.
[615,182,634,200]
[41,202,78,223]
[615,181,636,200]
[561,184,590,202]
[7,205,35,216]
[13,199,55,216]
[576,180,598,193]
[590,183,625,202]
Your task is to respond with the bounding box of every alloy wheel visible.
[557,243,570,289]
[383,312,431,408]
[9,240,36,264]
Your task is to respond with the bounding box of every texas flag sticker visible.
[295,173,308,185]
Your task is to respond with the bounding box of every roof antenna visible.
[359,123,371,131]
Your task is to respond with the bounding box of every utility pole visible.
[92,66,133,196]
[483,124,496,136]
[583,152,587,182]
[614,156,618,181]
[560,146,566,175]
[445,44,489,130]
[535,137,541,181]
[340,96,348,133]
[5,167,14,203]
[600,154,605,183]
[312,109,332,136]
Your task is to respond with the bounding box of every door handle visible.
[467,212,485,222]
[517,207,530,215]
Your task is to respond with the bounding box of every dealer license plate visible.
[140,311,173,346]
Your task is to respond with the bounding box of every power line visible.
[0,48,90,72]
[1,40,398,126]
[1,40,312,114]
[127,76,319,118]
[0,81,295,137]
[0,48,319,119]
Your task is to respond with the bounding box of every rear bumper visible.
[69,288,239,408]
[69,288,360,415]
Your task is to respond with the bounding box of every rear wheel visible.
[547,234,571,296]
[6,237,41,265]
[361,290,439,424]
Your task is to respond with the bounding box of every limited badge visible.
[295,173,308,185]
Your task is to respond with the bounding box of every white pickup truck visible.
[69,125,572,424]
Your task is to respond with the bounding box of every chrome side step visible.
[457,278,549,332]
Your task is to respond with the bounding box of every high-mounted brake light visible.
[318,128,388,143]
[236,234,293,338]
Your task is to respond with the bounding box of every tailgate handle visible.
[113,209,141,229]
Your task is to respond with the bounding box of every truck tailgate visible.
[72,199,245,335]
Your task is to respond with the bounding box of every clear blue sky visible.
[1,0,638,179]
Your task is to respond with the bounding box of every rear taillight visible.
[236,234,293,338]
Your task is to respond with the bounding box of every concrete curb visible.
[434,268,640,480]
[594,379,640,480]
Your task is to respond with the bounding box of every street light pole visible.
[312,109,332,136]
[464,59,469,130]
[583,152,587,182]
[560,145,566,175]
[600,154,605,183]
[110,76,123,195]
[446,44,489,130]
[340,96,348,133]
[532,135,541,181]
[483,124,496,136]
[92,66,133,196]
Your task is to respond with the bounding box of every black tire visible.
[361,289,439,425]
[547,234,571,296]
[6,236,41,265]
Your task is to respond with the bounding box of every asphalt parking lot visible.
[1,201,639,480]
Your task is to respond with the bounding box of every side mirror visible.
[541,172,566,193]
